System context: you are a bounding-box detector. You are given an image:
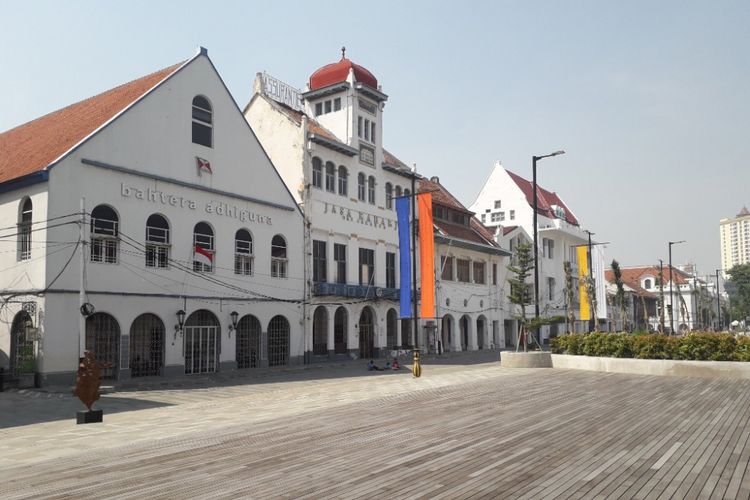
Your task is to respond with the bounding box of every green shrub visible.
[733,337,750,361]
[675,333,736,361]
[632,334,675,359]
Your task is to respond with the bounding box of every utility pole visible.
[715,269,722,331]
[658,259,666,333]
[585,230,595,332]
[78,197,86,359]
[668,240,685,335]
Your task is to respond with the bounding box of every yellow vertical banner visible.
[418,193,435,318]
[577,245,590,321]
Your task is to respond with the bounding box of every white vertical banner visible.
[593,244,608,319]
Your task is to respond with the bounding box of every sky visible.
[2,0,749,277]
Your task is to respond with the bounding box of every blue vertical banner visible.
[396,197,411,318]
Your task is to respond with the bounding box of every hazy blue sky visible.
[2,0,749,277]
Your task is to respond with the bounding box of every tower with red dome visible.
[301,48,388,171]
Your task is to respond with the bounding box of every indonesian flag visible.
[196,157,212,175]
[194,245,214,266]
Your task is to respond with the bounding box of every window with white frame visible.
[367,176,375,204]
[457,259,470,283]
[494,200,501,209]
[313,240,327,283]
[18,198,32,261]
[271,234,287,278]
[543,238,554,259]
[325,161,336,192]
[145,214,170,268]
[90,205,119,264]
[473,261,486,284]
[193,222,214,273]
[441,256,454,281]
[548,277,556,301]
[510,209,515,220]
[312,157,323,189]
[334,243,347,284]
[357,173,366,201]
[234,229,253,275]
[338,166,348,196]
[192,96,212,147]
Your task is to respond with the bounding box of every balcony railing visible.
[313,282,400,300]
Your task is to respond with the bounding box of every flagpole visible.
[410,172,421,377]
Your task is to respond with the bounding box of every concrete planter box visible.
[501,351,552,368]
[551,354,750,379]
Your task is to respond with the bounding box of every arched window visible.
[334,306,348,354]
[395,185,402,198]
[192,95,213,147]
[86,312,120,379]
[338,166,348,196]
[313,307,328,355]
[367,176,376,204]
[193,222,214,273]
[18,198,32,261]
[404,188,411,198]
[325,161,336,192]
[90,204,119,264]
[234,229,253,275]
[236,314,261,369]
[312,157,323,189]
[9,311,33,378]
[357,173,366,201]
[644,279,652,290]
[385,183,393,210]
[271,234,287,278]
[184,310,220,374]
[129,313,164,377]
[268,315,290,366]
[145,214,170,268]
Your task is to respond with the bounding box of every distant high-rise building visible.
[720,206,750,273]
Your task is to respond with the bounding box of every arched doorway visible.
[9,311,33,379]
[460,315,470,351]
[312,307,328,355]
[441,315,454,353]
[477,316,486,350]
[358,307,375,359]
[129,313,164,377]
[184,310,219,374]
[386,309,398,350]
[334,307,348,354]
[86,312,120,379]
[268,315,290,366]
[401,318,412,349]
[236,314,261,369]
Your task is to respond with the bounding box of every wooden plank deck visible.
[2,366,750,499]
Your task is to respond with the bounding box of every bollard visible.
[412,350,422,378]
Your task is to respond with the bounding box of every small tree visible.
[563,261,576,334]
[611,259,627,331]
[507,242,534,351]
[585,275,599,332]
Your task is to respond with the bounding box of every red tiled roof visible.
[418,177,498,247]
[265,98,344,145]
[502,225,518,235]
[309,58,378,90]
[0,62,184,185]
[382,149,412,173]
[604,265,690,297]
[506,169,579,226]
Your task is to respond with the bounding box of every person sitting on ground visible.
[392,358,400,370]
[384,361,391,370]
[367,360,383,371]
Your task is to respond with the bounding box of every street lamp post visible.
[715,269,722,331]
[668,240,685,335]
[532,150,565,344]
[584,230,595,332]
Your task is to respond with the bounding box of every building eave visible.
[435,234,511,256]
[308,133,358,156]
[301,82,350,101]
[354,83,388,102]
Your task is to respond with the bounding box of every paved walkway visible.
[1,355,750,499]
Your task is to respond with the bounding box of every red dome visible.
[309,58,378,90]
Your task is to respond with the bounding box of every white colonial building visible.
[471,161,607,341]
[418,177,511,353]
[0,48,305,386]
[245,54,419,360]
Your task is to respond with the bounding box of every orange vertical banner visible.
[418,193,435,318]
